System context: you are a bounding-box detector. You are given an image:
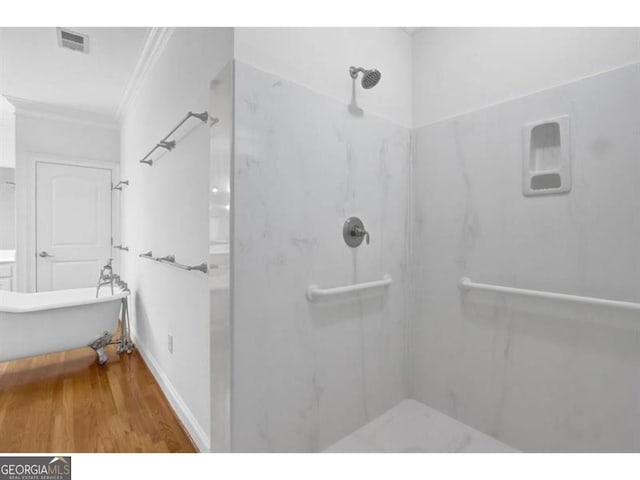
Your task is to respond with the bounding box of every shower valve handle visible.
[352,225,370,245]
[343,217,370,248]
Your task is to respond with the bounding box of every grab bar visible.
[138,251,208,274]
[139,111,213,166]
[306,274,392,301]
[459,277,640,311]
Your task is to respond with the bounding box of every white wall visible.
[234,28,413,128]
[119,27,233,452]
[0,98,16,251]
[411,60,640,451]
[0,122,15,168]
[15,114,119,161]
[0,167,15,249]
[413,28,640,127]
[0,96,16,168]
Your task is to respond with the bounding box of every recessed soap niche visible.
[522,115,571,196]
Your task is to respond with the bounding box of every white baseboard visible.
[131,334,210,452]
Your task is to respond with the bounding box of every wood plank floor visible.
[0,343,196,453]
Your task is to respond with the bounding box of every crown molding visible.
[4,95,118,130]
[116,27,175,121]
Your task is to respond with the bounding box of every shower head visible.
[349,66,382,89]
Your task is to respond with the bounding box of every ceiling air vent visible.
[56,28,89,54]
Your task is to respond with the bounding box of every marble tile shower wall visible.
[410,63,640,452]
[232,62,411,452]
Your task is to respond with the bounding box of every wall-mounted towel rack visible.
[112,180,129,191]
[139,250,208,274]
[459,277,640,311]
[113,245,129,251]
[139,111,214,166]
[306,274,392,301]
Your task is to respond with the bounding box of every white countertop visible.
[0,250,16,264]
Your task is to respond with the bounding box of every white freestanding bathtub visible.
[0,287,130,364]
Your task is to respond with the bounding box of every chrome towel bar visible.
[139,111,213,166]
[459,277,640,311]
[306,274,392,301]
[139,251,208,274]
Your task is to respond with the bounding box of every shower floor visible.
[324,399,517,453]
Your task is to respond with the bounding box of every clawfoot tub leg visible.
[89,332,113,366]
[116,297,135,354]
[96,347,108,366]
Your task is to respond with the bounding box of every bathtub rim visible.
[0,287,130,314]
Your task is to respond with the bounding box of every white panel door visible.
[36,162,112,291]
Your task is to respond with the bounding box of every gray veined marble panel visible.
[231,61,412,452]
[411,63,640,452]
[325,399,517,453]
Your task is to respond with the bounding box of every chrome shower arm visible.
[349,66,366,79]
